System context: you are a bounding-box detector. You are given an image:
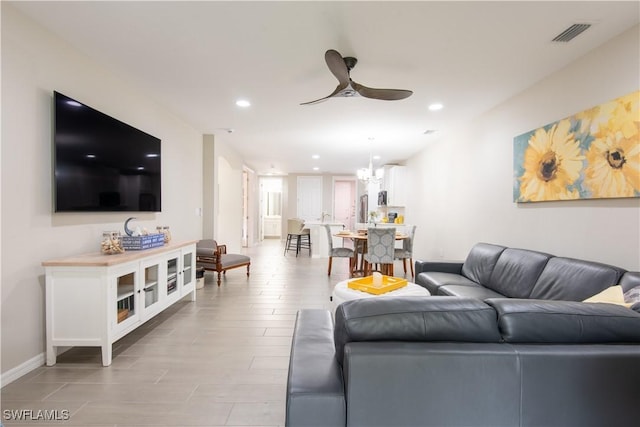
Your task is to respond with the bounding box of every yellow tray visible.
[348,275,408,295]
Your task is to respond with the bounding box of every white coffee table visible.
[332,278,431,311]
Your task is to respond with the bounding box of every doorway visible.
[260,177,283,240]
[333,178,356,230]
[296,176,323,222]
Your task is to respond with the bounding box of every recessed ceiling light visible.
[313,167,319,171]
[428,103,444,111]
[236,99,251,108]
[312,154,320,159]
[373,155,381,160]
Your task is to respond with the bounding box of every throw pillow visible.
[583,285,632,308]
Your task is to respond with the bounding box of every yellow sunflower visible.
[519,119,584,201]
[584,125,640,198]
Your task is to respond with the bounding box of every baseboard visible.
[1,352,45,388]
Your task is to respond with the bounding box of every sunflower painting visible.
[514,91,640,202]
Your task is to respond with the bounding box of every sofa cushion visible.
[486,298,640,343]
[485,248,552,298]
[416,271,480,294]
[438,284,505,299]
[528,257,624,301]
[334,297,501,364]
[219,253,250,269]
[460,243,506,285]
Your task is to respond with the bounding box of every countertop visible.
[42,240,198,267]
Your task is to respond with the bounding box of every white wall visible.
[1,5,203,379]
[205,135,244,254]
[202,135,216,240]
[406,25,640,270]
[246,167,260,247]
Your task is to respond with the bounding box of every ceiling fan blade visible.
[325,49,350,86]
[300,83,349,105]
[352,81,413,101]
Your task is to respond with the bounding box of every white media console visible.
[43,241,197,366]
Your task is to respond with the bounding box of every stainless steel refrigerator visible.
[358,194,368,224]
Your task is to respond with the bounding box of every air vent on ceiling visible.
[552,23,592,42]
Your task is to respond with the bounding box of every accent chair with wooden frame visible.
[196,239,250,286]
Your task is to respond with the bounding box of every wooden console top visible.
[42,240,198,267]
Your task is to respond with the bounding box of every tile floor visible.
[1,239,414,426]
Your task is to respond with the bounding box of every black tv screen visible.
[54,91,161,212]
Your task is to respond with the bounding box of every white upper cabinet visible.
[382,165,407,207]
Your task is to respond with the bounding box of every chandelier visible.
[357,153,384,184]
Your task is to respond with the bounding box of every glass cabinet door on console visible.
[181,248,196,298]
[141,260,162,320]
[113,266,139,335]
[165,252,181,304]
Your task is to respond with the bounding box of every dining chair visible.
[323,224,355,276]
[284,218,311,256]
[363,227,396,276]
[395,225,416,277]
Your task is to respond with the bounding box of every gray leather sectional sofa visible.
[286,297,640,427]
[286,243,640,426]
[415,242,640,310]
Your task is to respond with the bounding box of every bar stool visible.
[284,218,311,256]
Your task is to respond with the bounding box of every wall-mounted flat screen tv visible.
[54,91,161,212]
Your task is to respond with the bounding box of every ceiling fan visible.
[301,49,413,105]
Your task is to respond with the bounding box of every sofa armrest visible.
[620,271,640,293]
[286,310,345,427]
[415,260,464,275]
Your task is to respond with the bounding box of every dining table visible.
[333,230,408,276]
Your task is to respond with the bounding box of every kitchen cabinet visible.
[382,165,407,206]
